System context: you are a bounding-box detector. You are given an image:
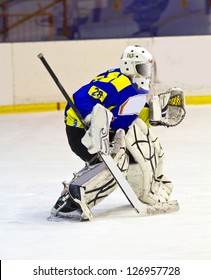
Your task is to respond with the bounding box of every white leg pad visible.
[76,129,129,209]
[126,118,173,205]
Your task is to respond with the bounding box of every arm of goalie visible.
[81,104,113,155]
[149,87,186,127]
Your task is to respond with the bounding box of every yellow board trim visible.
[0,102,67,114]
[0,96,211,114]
[185,95,211,105]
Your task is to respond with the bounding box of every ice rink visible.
[0,105,211,260]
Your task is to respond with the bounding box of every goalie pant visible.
[65,118,173,211]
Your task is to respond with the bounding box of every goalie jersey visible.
[65,68,149,131]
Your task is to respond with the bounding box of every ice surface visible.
[0,105,211,260]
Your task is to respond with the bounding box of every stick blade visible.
[146,200,179,215]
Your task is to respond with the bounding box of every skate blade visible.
[47,214,82,222]
[47,208,83,222]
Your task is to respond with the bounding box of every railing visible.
[0,0,69,42]
[0,13,54,42]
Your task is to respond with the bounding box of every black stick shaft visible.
[37,53,88,129]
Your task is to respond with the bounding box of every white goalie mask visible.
[120,45,153,90]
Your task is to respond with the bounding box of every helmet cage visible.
[135,63,152,77]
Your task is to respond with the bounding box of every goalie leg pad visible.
[84,129,129,209]
[52,129,129,219]
[125,118,173,205]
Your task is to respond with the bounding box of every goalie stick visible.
[37,53,179,216]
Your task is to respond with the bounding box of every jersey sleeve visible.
[138,104,150,127]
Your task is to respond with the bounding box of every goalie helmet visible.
[120,45,153,90]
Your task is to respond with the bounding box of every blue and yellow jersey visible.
[65,68,150,131]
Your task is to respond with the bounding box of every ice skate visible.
[49,182,93,222]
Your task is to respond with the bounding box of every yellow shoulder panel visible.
[111,75,131,92]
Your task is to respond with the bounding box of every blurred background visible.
[0,0,211,112]
[0,0,211,42]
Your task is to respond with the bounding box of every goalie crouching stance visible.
[50,45,186,221]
